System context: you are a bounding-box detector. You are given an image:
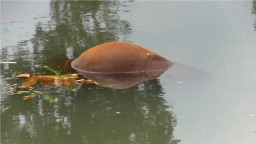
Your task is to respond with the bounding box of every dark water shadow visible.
[253,0,256,30]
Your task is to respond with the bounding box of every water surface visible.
[1,1,256,144]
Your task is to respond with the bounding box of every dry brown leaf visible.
[21,76,39,87]
[19,74,92,88]
[23,93,37,101]
[16,73,32,78]
[76,79,95,85]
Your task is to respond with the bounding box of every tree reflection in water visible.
[3,81,179,144]
[32,0,132,68]
[1,1,180,143]
[253,0,256,30]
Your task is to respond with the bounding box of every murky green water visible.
[1,1,256,144]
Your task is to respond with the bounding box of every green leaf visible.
[43,65,60,75]
[16,91,30,95]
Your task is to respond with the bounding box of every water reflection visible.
[2,83,180,144]
[253,0,256,30]
[1,1,180,143]
[32,0,132,70]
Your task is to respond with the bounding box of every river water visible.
[1,1,256,144]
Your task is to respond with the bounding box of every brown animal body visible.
[71,42,173,89]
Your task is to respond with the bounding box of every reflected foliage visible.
[253,0,256,30]
[1,1,180,144]
[2,80,180,144]
[32,0,132,71]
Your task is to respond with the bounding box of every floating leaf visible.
[21,76,39,87]
[14,73,95,101]
[18,73,94,88]
[16,91,31,95]
[23,93,37,101]
[9,86,31,94]
[76,79,95,85]
[43,65,60,75]
[16,73,32,78]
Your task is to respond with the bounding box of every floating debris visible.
[43,65,60,75]
[16,73,32,78]
[11,59,97,102]
[16,91,31,95]
[23,93,37,101]
[20,74,80,87]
